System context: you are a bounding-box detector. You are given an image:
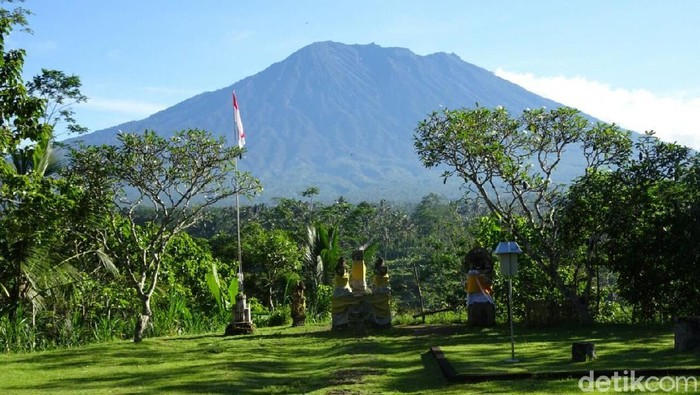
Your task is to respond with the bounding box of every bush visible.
[314,284,333,316]
[267,305,291,327]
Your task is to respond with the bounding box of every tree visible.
[300,186,320,213]
[68,129,261,342]
[302,223,341,314]
[0,1,112,326]
[414,105,631,323]
[559,134,700,321]
[242,223,302,311]
[0,2,45,167]
[260,197,310,243]
[408,194,472,311]
[27,68,88,138]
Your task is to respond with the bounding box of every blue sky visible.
[10,0,700,149]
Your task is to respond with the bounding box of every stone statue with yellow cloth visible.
[331,250,393,330]
[464,247,496,326]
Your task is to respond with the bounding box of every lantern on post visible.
[495,241,522,363]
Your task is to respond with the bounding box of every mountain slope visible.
[72,41,569,202]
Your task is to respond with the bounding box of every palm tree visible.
[302,223,341,314]
[1,128,115,325]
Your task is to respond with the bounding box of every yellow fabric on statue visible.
[332,273,356,314]
[331,295,358,314]
[466,271,492,295]
[366,293,391,318]
[351,260,365,281]
[373,274,389,289]
[334,273,350,288]
[350,259,367,294]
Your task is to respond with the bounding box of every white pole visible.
[234,157,243,293]
[508,276,515,360]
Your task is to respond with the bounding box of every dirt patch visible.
[329,368,383,385]
[403,324,465,337]
[325,390,360,395]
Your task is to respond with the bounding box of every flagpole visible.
[232,90,247,294]
[234,156,243,293]
[226,90,252,333]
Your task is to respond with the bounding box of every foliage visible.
[26,68,88,137]
[241,223,302,310]
[0,3,113,328]
[558,133,700,321]
[302,223,340,315]
[205,261,238,320]
[414,105,632,323]
[67,129,261,341]
[162,232,234,316]
[266,304,291,327]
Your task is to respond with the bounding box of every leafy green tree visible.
[0,2,112,328]
[241,223,302,310]
[559,134,700,321]
[68,129,261,342]
[0,3,45,166]
[372,199,415,260]
[414,105,631,323]
[161,232,234,316]
[27,68,88,138]
[300,186,320,213]
[260,197,310,243]
[408,194,472,311]
[340,202,378,249]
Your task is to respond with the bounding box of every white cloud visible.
[495,69,700,150]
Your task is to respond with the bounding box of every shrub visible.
[267,305,291,327]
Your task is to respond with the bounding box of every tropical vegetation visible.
[1,0,699,359]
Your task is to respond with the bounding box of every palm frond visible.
[94,248,118,275]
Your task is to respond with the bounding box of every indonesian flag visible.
[233,91,246,149]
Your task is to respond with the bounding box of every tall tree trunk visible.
[268,286,275,311]
[133,294,152,343]
[412,260,426,324]
[532,250,594,324]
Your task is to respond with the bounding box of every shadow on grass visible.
[3,322,696,394]
[430,323,700,385]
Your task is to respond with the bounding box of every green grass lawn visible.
[0,322,697,394]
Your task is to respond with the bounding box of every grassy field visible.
[0,321,697,394]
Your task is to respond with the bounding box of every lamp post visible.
[495,241,522,363]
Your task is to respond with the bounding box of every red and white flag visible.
[232,91,246,149]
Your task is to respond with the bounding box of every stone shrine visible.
[331,251,392,330]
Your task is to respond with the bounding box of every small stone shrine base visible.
[572,342,596,362]
[468,302,495,327]
[224,321,254,336]
[292,315,306,327]
[675,316,700,352]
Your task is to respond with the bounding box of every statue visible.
[372,257,390,294]
[331,257,353,328]
[350,248,368,295]
[464,247,496,326]
[291,281,306,326]
[332,257,352,297]
[331,250,393,330]
[370,256,392,327]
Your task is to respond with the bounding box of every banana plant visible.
[205,263,239,319]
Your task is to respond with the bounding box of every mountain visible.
[70,41,571,203]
